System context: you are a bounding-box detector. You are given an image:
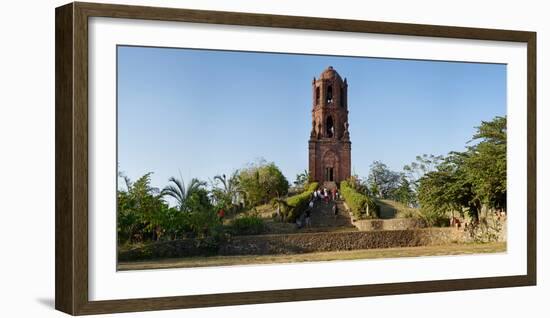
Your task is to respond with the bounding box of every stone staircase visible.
[321,181,337,191]
[306,198,355,231]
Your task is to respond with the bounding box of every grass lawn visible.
[118,242,506,271]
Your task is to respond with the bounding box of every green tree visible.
[417,152,478,224]
[403,154,444,205]
[367,161,400,199]
[212,171,244,211]
[369,182,379,199]
[182,188,220,238]
[293,169,309,190]
[153,205,186,240]
[464,116,507,212]
[161,176,206,212]
[160,175,221,239]
[392,175,415,206]
[238,159,289,206]
[117,172,167,243]
[347,174,370,195]
[416,116,506,224]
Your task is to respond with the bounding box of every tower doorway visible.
[324,167,334,182]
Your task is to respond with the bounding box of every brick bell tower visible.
[308,66,351,185]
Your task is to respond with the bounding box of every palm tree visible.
[213,171,243,207]
[161,175,205,212]
[294,169,309,189]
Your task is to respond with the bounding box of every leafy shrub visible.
[417,209,450,227]
[340,180,379,219]
[117,172,170,243]
[284,182,318,222]
[401,208,418,219]
[228,215,265,235]
[197,230,227,251]
[238,160,289,207]
[183,208,222,238]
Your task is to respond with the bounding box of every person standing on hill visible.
[217,208,225,222]
[296,214,304,229]
[305,207,312,227]
[332,203,338,219]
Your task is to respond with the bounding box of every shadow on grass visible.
[376,200,397,219]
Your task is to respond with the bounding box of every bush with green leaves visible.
[238,160,289,207]
[416,209,450,227]
[178,188,222,239]
[117,173,224,244]
[340,180,379,219]
[117,172,168,243]
[285,182,318,222]
[228,214,265,235]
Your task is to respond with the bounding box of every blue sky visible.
[117,46,506,190]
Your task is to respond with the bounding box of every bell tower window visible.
[326,85,333,104]
[326,116,334,138]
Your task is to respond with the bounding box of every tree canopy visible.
[237,160,289,207]
[361,116,506,224]
[367,161,401,199]
[417,116,506,222]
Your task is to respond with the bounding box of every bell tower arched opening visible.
[326,116,334,138]
[326,85,333,104]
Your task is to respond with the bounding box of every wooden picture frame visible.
[55,2,536,315]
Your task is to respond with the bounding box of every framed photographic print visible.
[55,2,536,315]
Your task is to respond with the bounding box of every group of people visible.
[297,187,340,229]
[313,187,339,204]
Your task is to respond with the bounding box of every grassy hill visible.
[376,199,419,219]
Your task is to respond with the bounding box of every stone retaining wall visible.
[119,228,470,262]
[352,218,426,231]
[219,228,467,255]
